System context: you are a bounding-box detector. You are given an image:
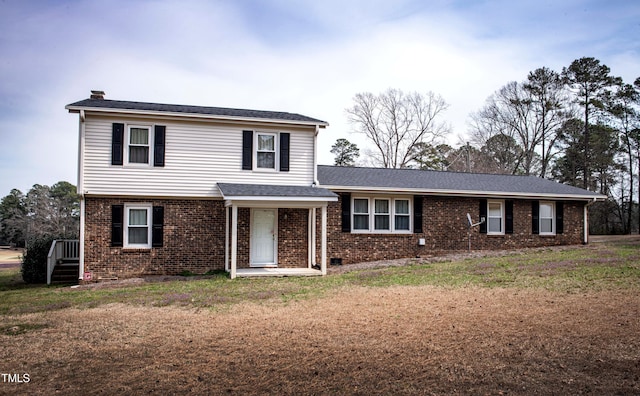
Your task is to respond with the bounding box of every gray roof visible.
[317,165,605,200]
[66,98,328,125]
[218,183,337,199]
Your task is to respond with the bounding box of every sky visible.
[0,0,639,197]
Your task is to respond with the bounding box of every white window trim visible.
[374,198,391,231]
[352,196,412,234]
[539,201,556,235]
[487,200,505,235]
[352,198,370,231]
[124,203,152,248]
[125,125,153,167]
[254,132,278,172]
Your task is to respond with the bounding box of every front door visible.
[251,209,277,266]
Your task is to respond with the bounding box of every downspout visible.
[313,125,319,186]
[583,197,597,244]
[78,110,86,281]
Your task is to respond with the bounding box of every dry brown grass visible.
[1,285,639,395]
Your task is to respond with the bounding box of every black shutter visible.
[532,200,540,234]
[413,195,423,233]
[154,125,166,167]
[556,201,564,234]
[479,199,487,234]
[242,130,253,170]
[279,133,290,172]
[112,123,124,166]
[341,193,351,232]
[152,206,164,247]
[505,200,514,234]
[111,205,124,247]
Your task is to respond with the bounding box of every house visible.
[65,91,605,282]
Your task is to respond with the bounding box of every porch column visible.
[311,207,317,266]
[231,204,238,279]
[225,206,229,272]
[321,204,327,275]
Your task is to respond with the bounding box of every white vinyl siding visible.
[81,116,315,197]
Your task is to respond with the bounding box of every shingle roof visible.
[317,165,605,200]
[66,98,328,125]
[218,183,337,199]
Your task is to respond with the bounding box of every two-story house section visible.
[67,91,606,284]
[66,91,337,281]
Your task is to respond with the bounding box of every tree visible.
[605,80,640,233]
[562,57,619,189]
[480,134,527,174]
[330,138,360,167]
[470,70,569,177]
[553,119,620,195]
[524,67,571,177]
[0,182,80,246]
[0,189,27,246]
[410,143,451,170]
[346,88,450,168]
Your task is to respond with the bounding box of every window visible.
[539,202,555,235]
[353,198,369,230]
[374,199,390,230]
[256,133,276,169]
[125,204,152,248]
[352,197,411,233]
[128,126,151,164]
[395,199,410,231]
[487,201,504,235]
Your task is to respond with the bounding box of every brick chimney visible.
[90,90,105,100]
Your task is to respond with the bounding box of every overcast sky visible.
[0,0,638,196]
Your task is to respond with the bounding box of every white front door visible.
[251,209,277,266]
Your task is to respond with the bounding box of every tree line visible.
[0,182,79,247]
[336,57,639,234]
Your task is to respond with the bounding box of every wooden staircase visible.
[50,259,80,284]
[47,240,80,285]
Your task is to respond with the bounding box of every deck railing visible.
[47,239,80,285]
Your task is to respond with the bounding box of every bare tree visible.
[346,88,450,168]
[470,72,570,176]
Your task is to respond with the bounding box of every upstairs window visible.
[256,133,276,169]
[128,126,151,164]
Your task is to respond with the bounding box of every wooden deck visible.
[235,268,322,277]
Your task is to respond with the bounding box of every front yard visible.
[0,238,638,394]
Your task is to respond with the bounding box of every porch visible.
[235,267,322,277]
[218,183,338,279]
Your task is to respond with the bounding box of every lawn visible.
[0,238,638,394]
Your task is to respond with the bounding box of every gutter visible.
[65,105,329,128]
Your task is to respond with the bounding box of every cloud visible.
[0,0,638,195]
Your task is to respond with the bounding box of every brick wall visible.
[320,194,585,265]
[84,197,227,280]
[84,194,586,279]
[84,199,310,280]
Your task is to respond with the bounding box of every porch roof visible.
[217,183,338,205]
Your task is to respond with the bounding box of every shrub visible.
[21,236,56,284]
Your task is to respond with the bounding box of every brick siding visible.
[320,194,585,265]
[84,194,585,280]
